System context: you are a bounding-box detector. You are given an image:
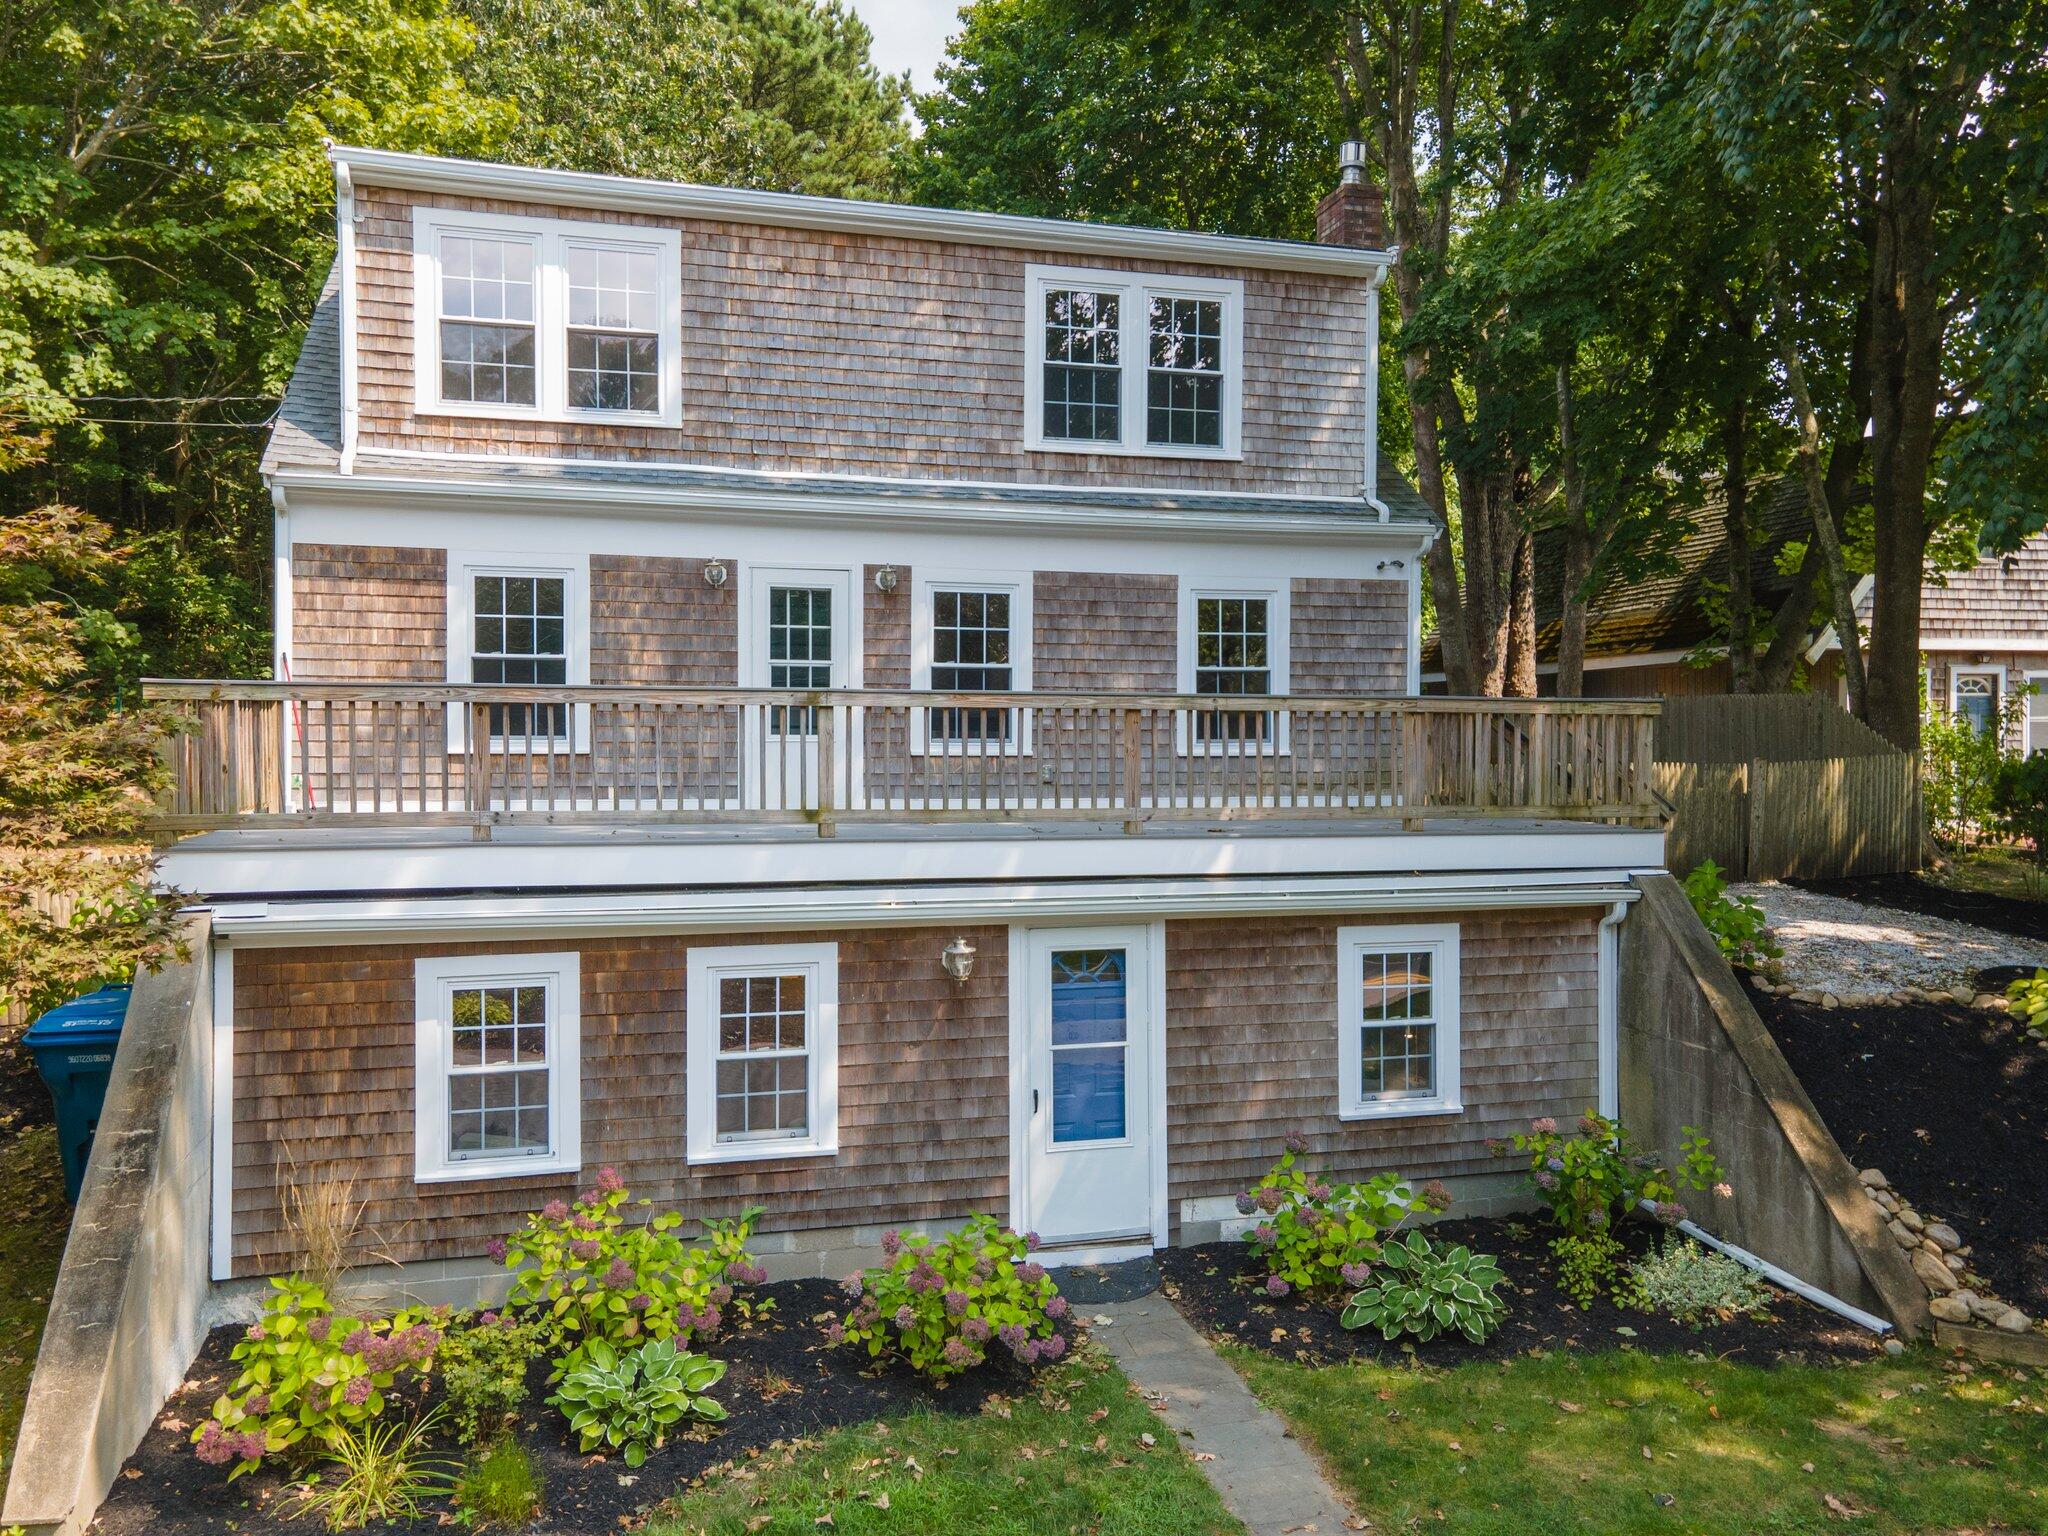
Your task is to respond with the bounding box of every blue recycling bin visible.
[22,984,132,1202]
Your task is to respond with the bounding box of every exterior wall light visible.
[941,936,976,984]
[1376,559,1406,573]
[703,560,729,590]
[873,564,899,594]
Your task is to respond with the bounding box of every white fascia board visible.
[329,145,1395,279]
[1907,636,2048,652]
[1806,574,1876,663]
[159,824,1666,904]
[269,468,1435,547]
[200,869,1645,945]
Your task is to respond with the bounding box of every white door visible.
[746,568,853,810]
[1020,926,1156,1248]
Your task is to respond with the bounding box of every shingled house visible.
[141,144,1667,1296]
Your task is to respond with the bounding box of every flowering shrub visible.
[1340,1231,1505,1344]
[497,1170,765,1375]
[1234,1137,1447,1297]
[1496,1112,1728,1306]
[437,1311,543,1446]
[190,1276,442,1477]
[832,1215,1065,1379]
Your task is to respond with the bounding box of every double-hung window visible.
[414,952,582,1183]
[414,208,682,425]
[1025,265,1243,458]
[1335,925,1461,1121]
[686,943,840,1165]
[1178,582,1288,752]
[915,574,1032,750]
[2026,672,2047,756]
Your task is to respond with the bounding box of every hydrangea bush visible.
[436,1310,544,1446]
[1495,1112,1729,1305]
[190,1276,443,1477]
[1233,1136,1450,1297]
[831,1215,1067,1379]
[496,1169,767,1374]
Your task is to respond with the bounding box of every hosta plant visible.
[1340,1231,1505,1344]
[832,1214,1067,1379]
[497,1169,766,1375]
[1235,1137,1450,1297]
[546,1337,727,1467]
[2006,969,2048,1041]
[191,1276,443,1477]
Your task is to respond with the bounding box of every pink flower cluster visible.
[1282,1132,1311,1155]
[1339,1262,1372,1288]
[905,1260,944,1295]
[485,1236,509,1263]
[942,1337,977,1368]
[194,1421,266,1466]
[542,1199,571,1222]
[569,1238,601,1262]
[880,1229,904,1258]
[1043,1295,1069,1320]
[942,1289,969,1317]
[1652,1201,1689,1226]
[894,1304,917,1330]
[603,1257,635,1289]
[1264,1275,1290,1297]
[679,1302,723,1335]
[1530,1116,1559,1135]
[960,1316,991,1343]
[1419,1179,1454,1214]
[339,1321,440,1373]
[1255,1186,1285,1214]
[840,1272,865,1299]
[727,1260,768,1286]
[1017,1261,1045,1284]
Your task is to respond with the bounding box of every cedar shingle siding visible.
[230,911,1599,1274]
[292,544,446,681]
[1033,571,1178,692]
[353,185,1368,493]
[1291,577,1408,695]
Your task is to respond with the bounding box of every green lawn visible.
[0,1126,68,1486]
[1233,1346,2047,1535]
[645,1343,1239,1536]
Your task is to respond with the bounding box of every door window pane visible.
[768,586,833,735]
[930,588,1014,742]
[1954,673,1999,736]
[473,573,569,738]
[1194,595,1273,744]
[1049,950,1127,1143]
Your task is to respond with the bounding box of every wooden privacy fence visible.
[143,681,1662,837]
[1655,695,1923,879]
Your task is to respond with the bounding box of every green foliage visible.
[1340,1231,1505,1344]
[546,1336,726,1468]
[834,1214,1066,1379]
[1922,689,2025,846]
[1624,1236,1769,1326]
[190,1276,443,1477]
[498,1171,766,1376]
[2005,970,2048,1042]
[1500,1112,1726,1306]
[454,1435,543,1528]
[1238,1142,1445,1298]
[1989,747,2048,890]
[437,1312,542,1447]
[1681,860,1781,968]
[295,1408,459,1532]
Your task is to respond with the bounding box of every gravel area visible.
[1735,881,2048,997]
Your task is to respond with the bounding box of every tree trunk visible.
[1721,401,1754,693]
[1505,525,1537,696]
[1553,363,1590,698]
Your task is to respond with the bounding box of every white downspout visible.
[333,151,359,475]
[1362,259,1391,521]
[1597,899,1629,1118]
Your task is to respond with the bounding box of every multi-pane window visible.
[930,588,1013,743]
[566,245,660,412]
[1042,289,1123,443]
[446,981,554,1160]
[1193,595,1272,744]
[713,974,811,1144]
[1337,926,1460,1119]
[472,573,569,739]
[686,943,838,1165]
[1953,672,2000,737]
[1147,296,1223,447]
[414,952,581,1184]
[2027,673,2047,756]
[438,237,537,406]
[767,585,833,735]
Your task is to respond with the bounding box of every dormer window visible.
[412,208,682,426]
[1024,264,1243,459]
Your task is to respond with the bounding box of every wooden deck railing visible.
[142,681,1661,836]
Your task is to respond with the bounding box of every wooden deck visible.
[143,681,1661,837]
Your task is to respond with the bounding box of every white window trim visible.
[1335,922,1462,1122]
[686,942,840,1166]
[414,951,582,1184]
[1949,665,2003,734]
[1176,577,1290,756]
[412,206,684,427]
[445,551,591,753]
[909,568,1035,756]
[1022,263,1244,460]
[2026,671,2048,756]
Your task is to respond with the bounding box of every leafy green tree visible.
[0,0,509,679]
[460,0,908,196]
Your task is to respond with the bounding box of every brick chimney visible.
[1315,141,1386,249]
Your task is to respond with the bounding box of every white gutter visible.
[1639,1200,1893,1335]
[333,155,358,475]
[1596,899,1629,1117]
[328,145,1395,279]
[1361,260,1394,521]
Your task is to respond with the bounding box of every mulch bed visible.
[1792,872,2048,945]
[1157,1217,1878,1368]
[90,1279,1065,1536]
[1745,974,2048,1317]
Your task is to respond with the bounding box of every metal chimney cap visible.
[1338,141,1368,184]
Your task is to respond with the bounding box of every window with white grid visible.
[566,245,660,412]
[687,943,839,1164]
[1336,925,1461,1120]
[1146,295,1224,447]
[1041,289,1123,443]
[415,953,581,1183]
[930,587,1014,743]
[437,236,537,407]
[1194,594,1272,744]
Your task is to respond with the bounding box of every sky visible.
[849,0,963,97]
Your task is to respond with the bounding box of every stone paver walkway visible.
[1093,1293,1358,1536]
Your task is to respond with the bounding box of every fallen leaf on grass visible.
[871,1493,890,1510]
[1138,1432,1157,1449]
[1556,1400,1583,1413]
[1823,1492,1869,1519]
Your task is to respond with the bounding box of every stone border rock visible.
[1752,980,2016,1013]
[1855,1168,2037,1337]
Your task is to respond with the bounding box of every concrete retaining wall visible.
[3,915,215,1536]
[1617,875,1928,1333]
